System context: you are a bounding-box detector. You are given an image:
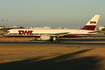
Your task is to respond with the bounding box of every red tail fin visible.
[81,15,100,30]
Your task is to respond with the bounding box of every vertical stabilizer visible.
[81,15,100,30]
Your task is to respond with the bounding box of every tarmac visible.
[0,48,87,59]
[0,39,105,70]
[0,38,105,47]
[0,39,105,59]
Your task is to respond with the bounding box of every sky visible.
[0,0,105,29]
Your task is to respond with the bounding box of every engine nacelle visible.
[40,35,50,40]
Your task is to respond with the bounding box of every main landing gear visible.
[50,37,57,42]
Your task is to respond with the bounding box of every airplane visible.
[3,15,100,42]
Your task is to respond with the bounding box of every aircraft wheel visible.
[50,37,57,42]
[53,37,57,42]
[50,37,53,42]
[53,40,57,42]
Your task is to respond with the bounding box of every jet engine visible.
[40,35,50,40]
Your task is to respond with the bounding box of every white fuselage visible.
[3,29,96,38]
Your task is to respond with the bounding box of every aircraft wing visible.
[49,32,69,37]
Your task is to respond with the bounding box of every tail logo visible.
[81,15,100,30]
[90,21,96,24]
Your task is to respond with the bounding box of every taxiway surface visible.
[0,40,105,47]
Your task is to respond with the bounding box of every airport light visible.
[76,23,79,29]
[49,23,52,29]
[6,20,8,26]
[2,20,3,26]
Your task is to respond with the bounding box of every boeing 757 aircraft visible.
[3,15,100,42]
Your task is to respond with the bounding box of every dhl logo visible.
[18,30,33,35]
[90,21,96,24]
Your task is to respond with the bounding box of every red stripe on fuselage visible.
[81,25,96,30]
